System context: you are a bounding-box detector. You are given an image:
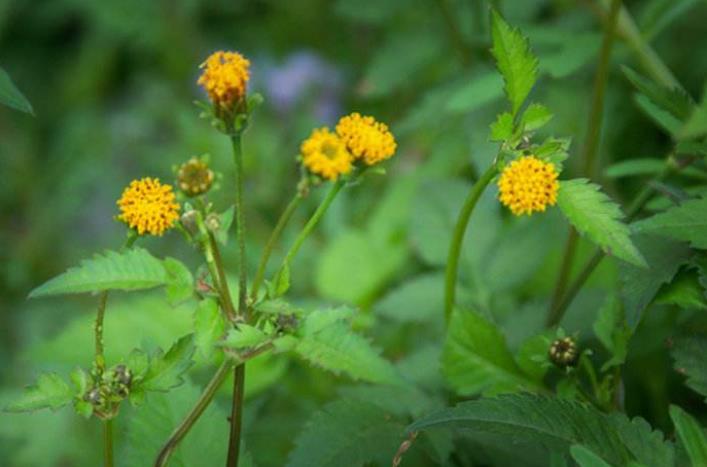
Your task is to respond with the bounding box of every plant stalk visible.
[273,180,344,290]
[250,192,303,301]
[443,164,497,325]
[546,0,621,325]
[104,419,114,467]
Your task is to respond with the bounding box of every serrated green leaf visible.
[635,94,683,135]
[299,307,355,334]
[669,405,707,466]
[571,444,612,467]
[609,411,675,467]
[287,399,405,467]
[295,319,400,385]
[490,112,514,141]
[655,268,707,310]
[443,309,535,396]
[5,373,73,412]
[255,298,304,317]
[163,257,194,303]
[534,136,570,169]
[623,67,694,121]
[222,324,269,350]
[521,103,553,131]
[29,248,170,298]
[142,334,195,392]
[605,158,666,179]
[515,332,552,383]
[593,295,631,370]
[558,179,646,267]
[632,197,707,249]
[672,337,707,401]
[193,298,225,359]
[0,66,33,114]
[490,10,539,115]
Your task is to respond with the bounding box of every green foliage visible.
[0,66,33,114]
[29,248,186,298]
[671,337,707,401]
[409,394,673,466]
[521,103,553,132]
[222,324,270,350]
[442,309,535,396]
[633,197,707,249]
[570,445,612,467]
[605,158,666,179]
[286,399,405,467]
[490,10,539,116]
[5,373,74,413]
[623,67,693,122]
[557,179,646,267]
[141,334,195,392]
[593,295,631,370]
[669,405,707,467]
[490,111,514,142]
[193,298,225,359]
[374,273,444,324]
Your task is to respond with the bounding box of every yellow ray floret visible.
[197,51,250,109]
[117,178,180,236]
[498,156,559,216]
[335,112,396,166]
[301,127,353,181]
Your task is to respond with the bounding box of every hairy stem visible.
[443,164,497,325]
[250,192,303,301]
[227,364,246,466]
[104,419,114,467]
[155,360,232,467]
[546,0,621,325]
[273,180,344,290]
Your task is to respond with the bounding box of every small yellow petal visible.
[117,178,180,236]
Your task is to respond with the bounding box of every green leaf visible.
[593,295,631,370]
[163,257,194,303]
[374,273,444,324]
[635,94,683,135]
[619,235,693,328]
[521,103,553,131]
[622,67,693,121]
[672,337,707,401]
[632,197,707,249]
[29,248,170,298]
[222,324,270,350]
[294,311,400,385]
[570,445,612,467]
[557,179,646,267]
[445,71,504,114]
[605,158,666,179]
[669,405,707,466]
[655,268,707,310]
[409,394,672,466]
[490,9,539,115]
[213,206,234,245]
[515,332,552,383]
[442,309,535,396]
[0,66,33,114]
[193,298,225,359]
[5,373,73,412]
[142,334,195,392]
[287,399,405,467]
[490,112,514,141]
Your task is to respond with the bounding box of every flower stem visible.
[250,192,303,302]
[546,0,621,324]
[227,132,248,467]
[443,164,497,325]
[155,360,232,467]
[104,419,114,467]
[273,180,344,291]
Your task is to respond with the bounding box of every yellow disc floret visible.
[335,112,397,166]
[197,51,250,109]
[117,178,180,236]
[301,127,353,181]
[498,156,559,216]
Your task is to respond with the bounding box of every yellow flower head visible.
[117,178,180,236]
[498,156,559,216]
[197,51,250,109]
[335,112,397,166]
[300,127,353,181]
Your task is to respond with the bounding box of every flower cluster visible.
[177,157,214,197]
[300,112,397,181]
[197,51,251,110]
[498,155,559,216]
[117,177,180,236]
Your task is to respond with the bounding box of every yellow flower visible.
[197,51,250,109]
[300,127,353,181]
[177,157,214,197]
[117,178,180,236]
[498,156,559,216]
[335,112,396,166]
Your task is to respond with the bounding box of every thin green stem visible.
[155,360,232,467]
[250,192,303,302]
[546,0,620,325]
[273,180,344,290]
[209,233,238,320]
[443,164,497,325]
[104,419,114,467]
[227,364,246,466]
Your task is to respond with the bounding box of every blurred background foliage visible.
[1,0,707,465]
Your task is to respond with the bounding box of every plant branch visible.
[443,164,497,325]
[546,0,621,325]
[104,419,114,467]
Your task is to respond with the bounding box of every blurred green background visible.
[2,0,707,465]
